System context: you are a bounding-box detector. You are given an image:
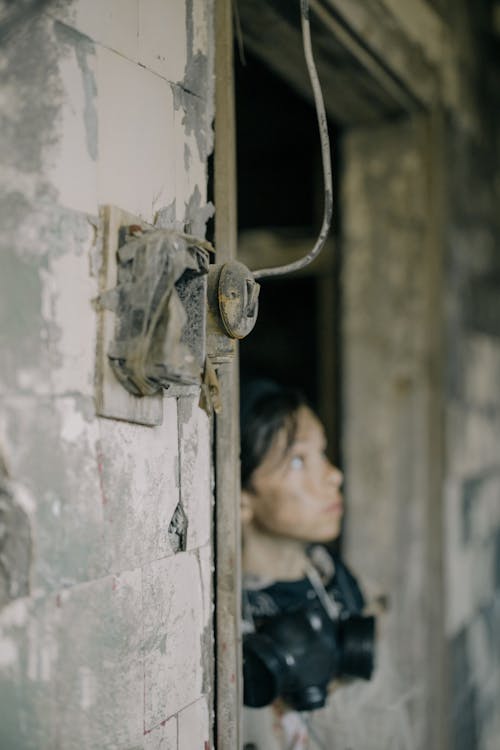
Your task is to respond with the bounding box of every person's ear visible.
[240,488,254,525]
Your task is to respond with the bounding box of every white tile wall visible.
[0,396,105,591]
[51,0,140,62]
[198,544,213,643]
[1,1,214,745]
[144,715,178,750]
[178,396,211,551]
[178,696,210,749]
[45,32,99,216]
[97,45,176,222]
[142,550,207,728]
[52,0,195,86]
[138,0,187,83]
[98,397,180,573]
[172,100,208,223]
[43,224,99,397]
[55,570,144,749]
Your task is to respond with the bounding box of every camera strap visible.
[305,564,341,621]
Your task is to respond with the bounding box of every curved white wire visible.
[252,0,333,280]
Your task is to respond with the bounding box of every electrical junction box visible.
[96,205,209,426]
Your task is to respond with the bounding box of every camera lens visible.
[338,614,375,679]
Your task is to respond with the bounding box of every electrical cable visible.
[252,0,333,280]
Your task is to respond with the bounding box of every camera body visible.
[243,602,375,712]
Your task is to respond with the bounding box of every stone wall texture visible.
[444,7,500,746]
[336,2,500,750]
[0,1,215,749]
[336,116,437,750]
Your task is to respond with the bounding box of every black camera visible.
[243,602,375,712]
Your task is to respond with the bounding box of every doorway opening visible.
[236,48,342,465]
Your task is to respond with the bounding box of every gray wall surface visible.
[336,115,440,750]
[0,1,215,748]
[444,59,500,750]
[336,2,500,749]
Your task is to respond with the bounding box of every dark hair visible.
[240,380,308,490]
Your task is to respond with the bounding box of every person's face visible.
[241,406,344,543]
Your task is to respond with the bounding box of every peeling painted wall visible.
[330,117,435,750]
[442,6,500,746]
[0,1,215,748]
[335,2,500,749]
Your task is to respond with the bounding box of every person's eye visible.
[289,455,305,470]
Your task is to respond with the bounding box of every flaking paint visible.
[0,3,215,747]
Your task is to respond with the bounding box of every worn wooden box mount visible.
[96,206,163,426]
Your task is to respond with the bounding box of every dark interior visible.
[236,48,329,413]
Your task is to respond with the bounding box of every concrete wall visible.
[329,117,438,750]
[0,2,215,748]
[336,2,500,749]
[443,4,500,746]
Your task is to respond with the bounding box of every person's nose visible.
[325,460,343,488]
